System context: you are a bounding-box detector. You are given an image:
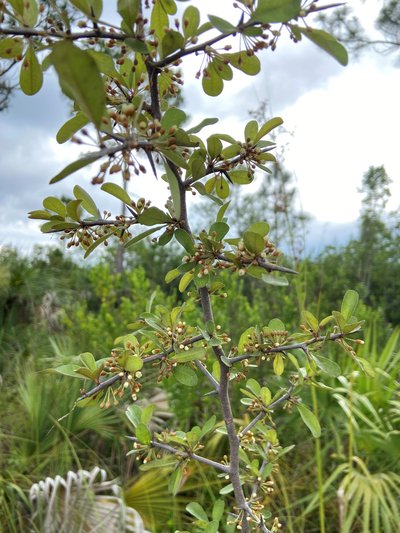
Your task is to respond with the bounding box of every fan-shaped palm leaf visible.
[30,466,149,533]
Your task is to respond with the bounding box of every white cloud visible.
[282,55,400,222]
[0,0,397,252]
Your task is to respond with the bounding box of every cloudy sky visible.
[0,0,398,252]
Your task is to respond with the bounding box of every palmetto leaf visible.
[29,467,149,532]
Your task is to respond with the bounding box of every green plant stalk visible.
[276,469,295,533]
[312,386,325,533]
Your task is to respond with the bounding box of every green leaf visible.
[273,353,285,376]
[219,483,234,495]
[21,0,38,25]
[0,37,23,59]
[247,265,267,280]
[161,107,187,129]
[216,201,230,223]
[136,423,151,445]
[20,44,43,96]
[302,310,319,332]
[138,207,171,226]
[80,352,97,371]
[212,499,224,522]
[297,27,348,66]
[87,50,119,78]
[165,268,181,283]
[186,117,218,135]
[238,327,255,353]
[49,42,106,128]
[53,364,85,378]
[248,221,270,236]
[269,318,285,331]
[174,365,198,386]
[158,229,173,246]
[50,153,101,184]
[204,521,219,533]
[254,117,283,142]
[161,148,188,169]
[70,0,102,19]
[214,178,229,199]
[261,273,289,286]
[297,403,321,438]
[161,0,177,15]
[252,0,301,23]
[126,404,142,428]
[168,466,183,496]
[207,136,223,159]
[341,289,359,321]
[73,185,99,218]
[125,226,163,249]
[208,15,236,34]
[101,182,132,205]
[209,221,229,241]
[202,64,224,96]
[313,354,341,378]
[42,197,66,217]
[124,37,149,54]
[182,5,200,39]
[228,170,253,184]
[213,57,233,81]
[28,209,52,220]
[201,415,216,437]
[243,231,265,254]
[118,0,139,29]
[244,120,258,142]
[40,221,79,233]
[161,30,184,58]
[186,502,208,521]
[221,144,241,159]
[151,0,169,40]
[125,355,144,372]
[179,271,193,293]
[164,161,182,218]
[74,366,95,379]
[190,158,206,180]
[56,112,89,144]
[172,347,206,363]
[260,386,271,405]
[227,51,260,75]
[246,378,261,396]
[175,228,195,254]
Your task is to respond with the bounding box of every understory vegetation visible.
[1,188,399,531]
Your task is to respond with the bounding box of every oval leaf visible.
[50,153,101,184]
[73,185,99,218]
[20,44,43,95]
[49,41,106,128]
[56,112,89,144]
[297,403,321,438]
[298,27,348,66]
[243,231,265,254]
[101,182,132,205]
[174,365,198,386]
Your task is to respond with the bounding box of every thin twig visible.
[126,436,230,473]
[195,360,220,392]
[215,253,298,275]
[183,146,276,188]
[0,26,127,41]
[240,384,295,437]
[230,332,348,364]
[78,334,205,400]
